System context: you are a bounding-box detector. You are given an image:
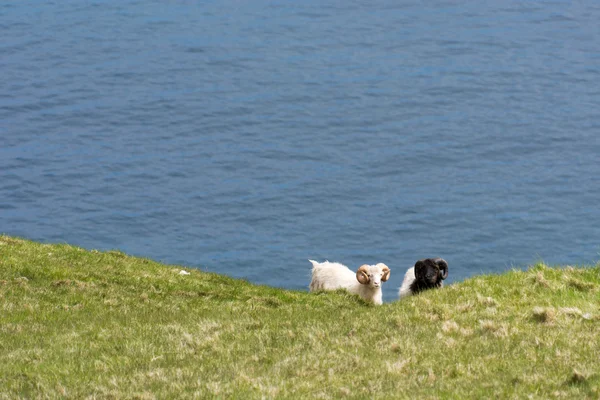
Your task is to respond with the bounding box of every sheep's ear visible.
[378,263,391,282]
[434,258,449,280]
[356,265,370,285]
[414,260,426,280]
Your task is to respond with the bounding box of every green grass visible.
[1,235,599,399]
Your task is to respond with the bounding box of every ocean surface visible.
[2,0,599,301]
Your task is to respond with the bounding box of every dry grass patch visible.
[566,278,596,292]
[532,306,557,324]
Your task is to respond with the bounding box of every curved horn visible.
[434,258,449,280]
[356,265,370,285]
[414,260,426,280]
[377,263,391,282]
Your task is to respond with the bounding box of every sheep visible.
[309,260,390,305]
[398,257,448,299]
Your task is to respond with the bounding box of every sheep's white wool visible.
[398,267,415,299]
[309,260,389,305]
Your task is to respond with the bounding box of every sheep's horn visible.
[434,258,449,280]
[356,265,370,285]
[378,263,391,282]
[414,260,426,280]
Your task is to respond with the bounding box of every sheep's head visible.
[414,258,448,286]
[356,263,391,288]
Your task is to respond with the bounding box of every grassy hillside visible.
[1,235,599,399]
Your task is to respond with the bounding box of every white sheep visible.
[308,260,390,305]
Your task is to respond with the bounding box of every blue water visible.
[2,1,599,301]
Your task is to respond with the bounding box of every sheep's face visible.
[356,263,390,288]
[414,258,449,286]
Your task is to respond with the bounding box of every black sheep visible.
[398,258,448,298]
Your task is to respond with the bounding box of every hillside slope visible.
[1,236,599,398]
